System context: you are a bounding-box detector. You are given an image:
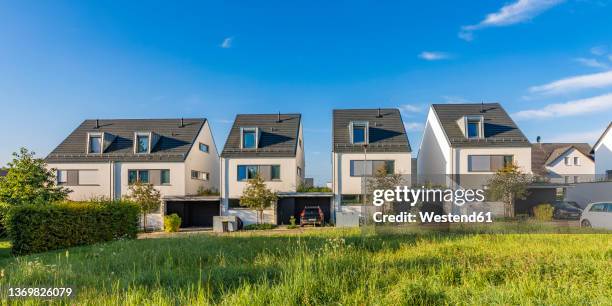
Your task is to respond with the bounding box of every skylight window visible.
[350,121,368,144]
[241,128,257,149]
[136,134,150,153]
[88,134,102,153]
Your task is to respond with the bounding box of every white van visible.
[580,202,612,230]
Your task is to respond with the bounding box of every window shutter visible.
[150,170,161,186]
[260,165,272,181]
[67,170,79,186]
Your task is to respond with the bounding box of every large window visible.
[89,135,102,153]
[351,122,367,144]
[161,169,170,185]
[136,134,149,153]
[237,165,281,181]
[128,170,149,184]
[350,160,394,177]
[242,128,257,149]
[468,155,513,172]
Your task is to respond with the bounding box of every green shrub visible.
[287,216,299,229]
[5,200,139,255]
[243,223,277,230]
[164,214,181,232]
[533,203,554,221]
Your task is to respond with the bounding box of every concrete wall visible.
[296,123,306,185]
[545,148,595,183]
[453,147,532,188]
[417,107,451,186]
[227,208,276,225]
[594,128,612,175]
[565,181,612,208]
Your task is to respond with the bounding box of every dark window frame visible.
[128,169,150,184]
[237,164,281,181]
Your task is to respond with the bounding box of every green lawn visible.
[0,229,610,305]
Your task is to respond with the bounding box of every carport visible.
[515,183,571,215]
[276,192,333,225]
[164,196,221,228]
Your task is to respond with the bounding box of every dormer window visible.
[464,116,483,139]
[350,121,369,144]
[241,127,258,149]
[135,133,150,153]
[88,133,102,154]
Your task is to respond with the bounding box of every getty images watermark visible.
[370,186,493,223]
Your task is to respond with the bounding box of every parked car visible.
[552,201,582,220]
[300,206,324,226]
[580,202,612,230]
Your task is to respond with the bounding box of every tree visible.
[486,164,532,218]
[127,181,161,232]
[0,148,70,206]
[367,167,407,213]
[240,174,277,224]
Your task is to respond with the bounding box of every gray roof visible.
[333,108,411,153]
[221,114,301,158]
[432,103,530,147]
[46,119,206,163]
[531,143,594,176]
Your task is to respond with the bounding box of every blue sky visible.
[1,0,612,184]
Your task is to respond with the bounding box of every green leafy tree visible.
[240,174,277,224]
[127,181,161,232]
[486,164,532,218]
[0,148,70,206]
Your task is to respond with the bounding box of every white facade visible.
[592,123,612,178]
[221,124,305,225]
[418,106,532,188]
[544,148,595,183]
[332,151,412,211]
[47,121,220,202]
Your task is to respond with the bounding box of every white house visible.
[417,103,532,188]
[332,108,412,219]
[220,113,306,225]
[591,122,612,180]
[46,118,221,228]
[531,142,594,184]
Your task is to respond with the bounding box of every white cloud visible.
[441,95,472,104]
[529,70,612,95]
[220,37,233,49]
[399,104,423,113]
[574,57,609,69]
[419,51,451,61]
[460,0,564,41]
[513,92,612,120]
[404,122,424,131]
[590,46,607,56]
[548,130,602,144]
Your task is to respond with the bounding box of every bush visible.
[243,223,277,230]
[5,200,139,255]
[164,214,181,232]
[287,216,299,229]
[533,204,554,221]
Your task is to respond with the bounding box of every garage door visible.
[166,201,220,227]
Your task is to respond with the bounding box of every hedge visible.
[5,201,139,255]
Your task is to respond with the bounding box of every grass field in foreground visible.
[0,229,610,305]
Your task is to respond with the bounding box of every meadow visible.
[0,228,610,305]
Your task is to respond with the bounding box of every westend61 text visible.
[372,211,493,223]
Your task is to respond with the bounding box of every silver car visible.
[580,202,612,230]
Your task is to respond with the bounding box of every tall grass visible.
[0,229,610,305]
